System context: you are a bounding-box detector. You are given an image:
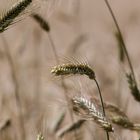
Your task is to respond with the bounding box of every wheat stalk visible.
[0,0,33,32]
[1,35,26,140]
[103,0,140,103]
[71,96,114,132]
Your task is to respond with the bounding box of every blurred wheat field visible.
[0,0,140,140]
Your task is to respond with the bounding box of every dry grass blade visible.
[71,96,114,132]
[32,13,50,32]
[57,119,85,138]
[126,73,140,102]
[51,63,95,80]
[0,0,33,32]
[53,110,66,133]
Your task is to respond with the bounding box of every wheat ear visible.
[71,96,114,132]
[0,0,33,32]
[126,73,140,101]
[51,61,109,139]
[98,98,134,129]
[57,119,85,138]
[32,13,50,32]
[51,63,95,80]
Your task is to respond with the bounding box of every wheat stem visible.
[94,79,110,140]
[1,35,26,140]
[103,0,137,87]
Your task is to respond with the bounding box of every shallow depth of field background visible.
[0,0,140,140]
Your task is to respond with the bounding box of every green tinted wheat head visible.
[51,63,95,79]
[37,133,45,140]
[0,0,33,32]
[71,96,114,132]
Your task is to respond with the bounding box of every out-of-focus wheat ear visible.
[56,119,85,138]
[111,115,140,131]
[111,116,133,129]
[32,13,50,32]
[91,97,140,130]
[106,103,134,129]
[37,133,45,140]
[126,73,140,102]
[71,96,114,132]
[115,31,125,62]
[0,117,11,131]
[0,0,33,32]
[53,110,66,133]
[132,124,140,131]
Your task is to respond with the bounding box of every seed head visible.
[71,96,114,132]
[51,63,95,80]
